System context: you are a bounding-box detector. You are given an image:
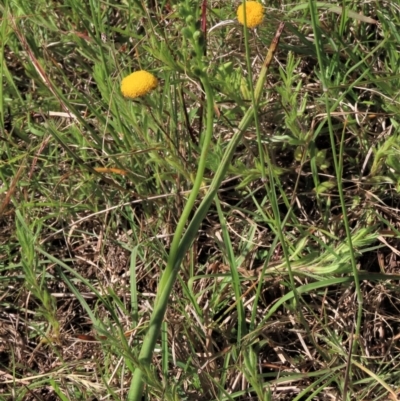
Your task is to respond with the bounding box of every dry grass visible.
[2,0,400,400]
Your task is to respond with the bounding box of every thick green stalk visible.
[159,38,280,298]
[127,85,259,401]
[127,76,214,401]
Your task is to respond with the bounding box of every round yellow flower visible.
[121,70,158,99]
[237,1,264,29]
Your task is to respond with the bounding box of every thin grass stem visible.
[308,0,362,350]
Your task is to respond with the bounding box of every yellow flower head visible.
[121,70,158,99]
[237,1,264,29]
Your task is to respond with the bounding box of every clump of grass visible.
[2,0,400,401]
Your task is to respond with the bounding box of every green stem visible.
[127,75,214,401]
[242,0,266,181]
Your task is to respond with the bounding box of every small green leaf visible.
[240,77,251,100]
[315,149,330,170]
[314,180,337,194]
[294,145,304,161]
[368,175,396,184]
[387,154,400,173]
[218,61,233,75]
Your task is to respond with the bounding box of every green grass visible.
[2,0,400,400]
